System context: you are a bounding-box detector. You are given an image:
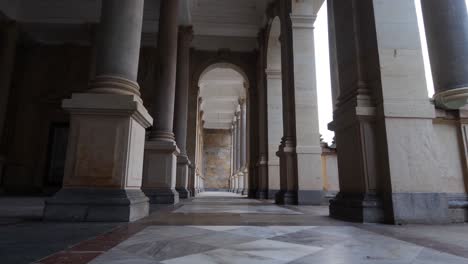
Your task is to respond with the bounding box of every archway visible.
[192,63,250,195]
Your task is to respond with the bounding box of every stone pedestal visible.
[45,189,149,222]
[275,141,299,205]
[237,172,244,194]
[175,155,191,199]
[142,140,180,204]
[256,157,269,199]
[43,93,152,222]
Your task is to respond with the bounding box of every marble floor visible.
[90,225,468,264]
[2,192,468,264]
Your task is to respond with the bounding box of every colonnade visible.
[43,0,199,221]
[229,98,248,194]
[27,0,468,224]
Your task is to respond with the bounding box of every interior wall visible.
[202,129,231,190]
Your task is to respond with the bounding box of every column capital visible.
[290,14,317,29]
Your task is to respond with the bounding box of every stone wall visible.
[202,129,231,190]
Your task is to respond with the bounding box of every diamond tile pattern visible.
[90,225,468,264]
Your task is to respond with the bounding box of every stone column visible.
[174,26,193,199]
[421,0,468,109]
[275,0,299,205]
[142,0,180,204]
[235,106,243,193]
[230,123,235,192]
[232,117,238,192]
[0,21,17,189]
[44,0,152,222]
[257,29,269,199]
[238,98,246,194]
[291,0,325,205]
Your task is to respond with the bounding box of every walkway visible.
[1,193,468,263]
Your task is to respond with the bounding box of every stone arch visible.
[186,49,258,195]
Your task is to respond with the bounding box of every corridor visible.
[20,192,468,264]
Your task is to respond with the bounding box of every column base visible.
[142,140,179,204]
[256,190,269,199]
[248,189,257,198]
[43,188,149,222]
[298,190,326,205]
[143,188,179,204]
[175,155,191,199]
[275,190,298,205]
[175,187,190,199]
[268,189,279,199]
[329,192,384,223]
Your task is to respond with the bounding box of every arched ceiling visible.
[199,67,246,130]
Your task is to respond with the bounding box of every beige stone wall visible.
[202,129,231,189]
[321,150,339,192]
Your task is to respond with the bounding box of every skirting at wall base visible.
[329,192,384,223]
[43,188,149,222]
[391,193,450,224]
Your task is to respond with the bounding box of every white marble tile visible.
[116,239,216,261]
[226,239,323,262]
[412,248,468,264]
[118,226,213,247]
[226,226,298,239]
[173,205,302,215]
[192,226,242,231]
[266,226,317,234]
[161,248,286,264]
[185,231,258,247]
[90,248,160,264]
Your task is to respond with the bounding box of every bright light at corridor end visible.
[315,0,468,143]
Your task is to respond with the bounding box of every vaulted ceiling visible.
[199,67,246,130]
[0,0,273,50]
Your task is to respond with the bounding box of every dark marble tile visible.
[270,229,346,248]
[117,239,216,261]
[38,251,101,264]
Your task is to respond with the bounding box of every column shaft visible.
[257,29,269,199]
[174,26,193,199]
[142,0,180,204]
[150,0,180,140]
[95,0,143,83]
[421,0,468,109]
[239,99,246,194]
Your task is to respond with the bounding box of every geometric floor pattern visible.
[90,225,468,264]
